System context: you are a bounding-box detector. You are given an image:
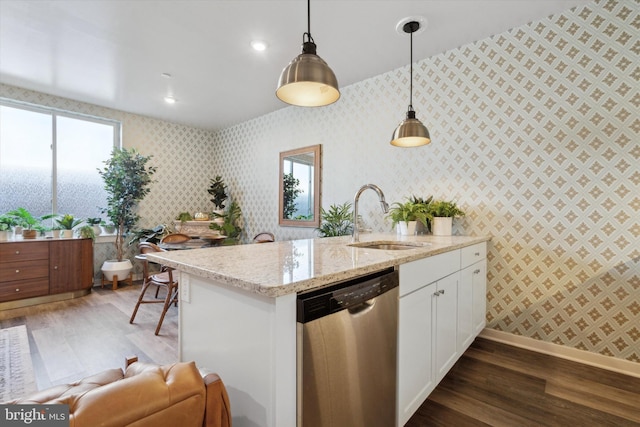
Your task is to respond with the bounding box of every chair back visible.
[253,232,275,243]
[138,241,166,255]
[160,233,191,244]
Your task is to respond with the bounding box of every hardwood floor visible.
[2,285,639,426]
[407,338,640,427]
[0,282,178,391]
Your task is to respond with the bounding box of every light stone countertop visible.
[146,233,491,298]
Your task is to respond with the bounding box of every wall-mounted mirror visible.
[279,144,321,227]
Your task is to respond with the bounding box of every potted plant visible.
[50,225,63,238]
[98,147,157,282]
[428,200,465,236]
[208,176,227,224]
[100,221,116,235]
[209,200,242,245]
[0,214,17,241]
[7,207,45,239]
[317,202,353,237]
[54,214,83,238]
[386,199,431,236]
[409,195,433,234]
[77,225,96,240]
[86,217,102,236]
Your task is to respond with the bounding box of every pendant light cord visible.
[409,29,414,112]
[303,0,314,45]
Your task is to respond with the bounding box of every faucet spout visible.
[352,184,388,242]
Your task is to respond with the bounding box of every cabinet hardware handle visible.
[440,289,445,295]
[15,288,20,292]
[474,252,480,256]
[433,289,445,296]
[54,266,58,270]
[15,250,20,254]
[474,269,480,274]
[15,269,20,273]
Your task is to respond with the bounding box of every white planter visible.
[432,217,453,236]
[0,230,11,241]
[101,259,133,282]
[62,229,75,238]
[51,229,61,238]
[92,225,102,236]
[398,221,417,236]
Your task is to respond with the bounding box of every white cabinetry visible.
[397,242,487,426]
[459,243,488,352]
[397,250,459,426]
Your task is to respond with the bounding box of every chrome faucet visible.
[352,184,389,242]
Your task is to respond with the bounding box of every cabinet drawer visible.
[0,261,49,282]
[0,278,49,302]
[399,250,460,297]
[461,243,486,269]
[0,242,49,263]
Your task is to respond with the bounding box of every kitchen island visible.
[147,233,490,427]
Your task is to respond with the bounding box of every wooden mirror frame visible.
[279,144,321,227]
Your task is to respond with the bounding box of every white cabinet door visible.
[434,273,459,383]
[472,260,487,334]
[458,265,474,352]
[397,283,435,427]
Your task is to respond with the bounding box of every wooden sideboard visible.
[0,238,93,309]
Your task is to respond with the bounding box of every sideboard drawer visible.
[0,278,49,302]
[0,261,49,282]
[0,242,49,263]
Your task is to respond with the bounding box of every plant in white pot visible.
[54,214,83,238]
[98,147,157,283]
[0,214,17,241]
[386,200,431,236]
[428,200,465,236]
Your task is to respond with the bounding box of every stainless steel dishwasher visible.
[297,267,398,427]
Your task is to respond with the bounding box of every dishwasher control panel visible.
[297,268,398,323]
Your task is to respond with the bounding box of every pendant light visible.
[391,21,431,147]
[276,0,340,107]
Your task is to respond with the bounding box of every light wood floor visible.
[0,282,177,391]
[1,284,639,426]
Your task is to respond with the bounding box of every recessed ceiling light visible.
[251,40,268,51]
[164,96,176,104]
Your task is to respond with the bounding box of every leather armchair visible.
[6,359,231,427]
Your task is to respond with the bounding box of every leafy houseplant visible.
[208,176,228,211]
[77,225,96,240]
[428,200,465,236]
[55,214,83,237]
[386,200,431,236]
[410,195,433,233]
[209,200,242,244]
[98,147,157,263]
[0,214,17,240]
[7,207,45,239]
[317,202,353,237]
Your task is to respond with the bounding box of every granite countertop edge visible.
[146,234,492,298]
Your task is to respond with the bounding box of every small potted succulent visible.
[428,200,465,236]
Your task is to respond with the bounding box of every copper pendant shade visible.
[391,21,431,147]
[276,0,340,107]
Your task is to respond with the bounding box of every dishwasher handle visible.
[348,299,376,316]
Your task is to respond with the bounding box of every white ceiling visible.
[0,0,591,131]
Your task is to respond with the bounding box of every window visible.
[0,99,120,223]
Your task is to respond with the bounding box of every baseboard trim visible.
[479,328,640,379]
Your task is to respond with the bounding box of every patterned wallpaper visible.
[213,0,639,363]
[1,0,637,363]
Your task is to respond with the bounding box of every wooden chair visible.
[130,242,179,335]
[253,232,275,243]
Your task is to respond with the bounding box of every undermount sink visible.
[348,241,432,250]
